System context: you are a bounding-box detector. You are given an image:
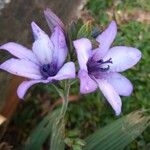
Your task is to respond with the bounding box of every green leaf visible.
[76,138,86,146]
[68,19,83,40]
[50,118,65,150]
[73,144,82,150]
[64,138,73,147]
[67,129,81,138]
[83,110,150,150]
[23,108,60,150]
[67,20,83,61]
[77,21,93,38]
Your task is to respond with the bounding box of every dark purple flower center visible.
[87,58,112,76]
[40,63,58,79]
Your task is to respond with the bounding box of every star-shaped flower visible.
[73,21,141,115]
[0,22,75,99]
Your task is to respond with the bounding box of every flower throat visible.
[87,58,113,74]
[40,63,58,79]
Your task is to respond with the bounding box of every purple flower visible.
[0,22,75,99]
[73,21,141,115]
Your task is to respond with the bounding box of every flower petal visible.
[0,42,39,64]
[50,26,67,68]
[17,79,49,99]
[106,73,133,96]
[78,70,97,94]
[31,22,53,64]
[73,38,92,71]
[48,62,75,81]
[0,58,42,79]
[93,21,117,60]
[44,8,64,32]
[96,79,122,115]
[103,46,142,72]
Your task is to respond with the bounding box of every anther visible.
[99,65,110,72]
[97,58,112,64]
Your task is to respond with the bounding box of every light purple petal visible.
[92,21,117,60]
[106,73,133,96]
[50,26,67,68]
[73,38,92,71]
[48,62,75,81]
[0,42,39,64]
[17,79,49,99]
[78,70,97,94]
[44,8,64,32]
[96,79,122,115]
[31,21,49,40]
[31,22,54,64]
[103,46,142,72]
[0,58,42,79]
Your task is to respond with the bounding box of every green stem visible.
[50,80,71,150]
[60,80,70,117]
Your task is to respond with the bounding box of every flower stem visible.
[50,80,71,150]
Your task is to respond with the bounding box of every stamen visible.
[87,57,113,75]
[97,58,112,64]
[99,65,110,72]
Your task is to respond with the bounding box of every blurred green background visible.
[0,0,150,150]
